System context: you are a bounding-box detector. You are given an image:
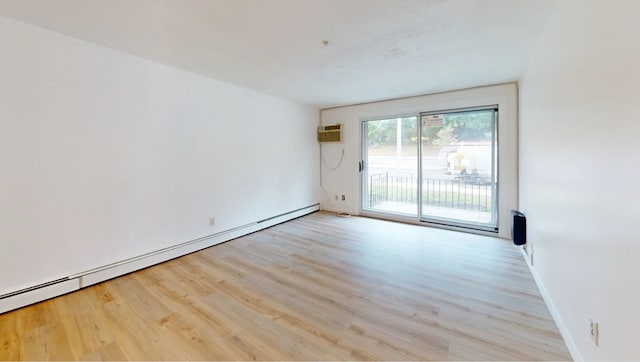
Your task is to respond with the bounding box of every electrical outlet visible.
[341,194,346,201]
[209,217,215,227]
[590,318,599,346]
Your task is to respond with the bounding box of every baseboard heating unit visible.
[0,204,320,314]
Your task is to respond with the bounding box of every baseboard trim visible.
[320,205,358,215]
[0,278,77,315]
[0,204,319,315]
[521,247,582,362]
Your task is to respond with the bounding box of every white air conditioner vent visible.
[317,124,342,143]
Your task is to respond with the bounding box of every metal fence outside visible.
[368,172,493,211]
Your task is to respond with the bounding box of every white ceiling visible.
[0,0,557,108]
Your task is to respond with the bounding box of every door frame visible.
[359,106,504,236]
[418,105,499,232]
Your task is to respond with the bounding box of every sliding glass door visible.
[420,107,497,230]
[361,117,418,216]
[362,107,498,232]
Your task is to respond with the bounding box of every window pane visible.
[421,109,497,228]
[362,117,418,216]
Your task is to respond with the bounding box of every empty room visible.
[0,0,638,361]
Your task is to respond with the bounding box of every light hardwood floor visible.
[0,211,571,360]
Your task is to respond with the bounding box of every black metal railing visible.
[368,172,493,211]
[369,172,389,207]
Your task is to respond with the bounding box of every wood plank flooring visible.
[0,211,571,360]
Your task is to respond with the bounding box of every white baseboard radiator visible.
[0,204,320,314]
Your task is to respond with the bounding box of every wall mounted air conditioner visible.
[317,124,342,143]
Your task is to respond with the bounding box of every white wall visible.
[519,1,640,360]
[320,84,518,238]
[0,16,319,296]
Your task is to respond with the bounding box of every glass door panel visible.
[362,117,418,216]
[420,108,497,230]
